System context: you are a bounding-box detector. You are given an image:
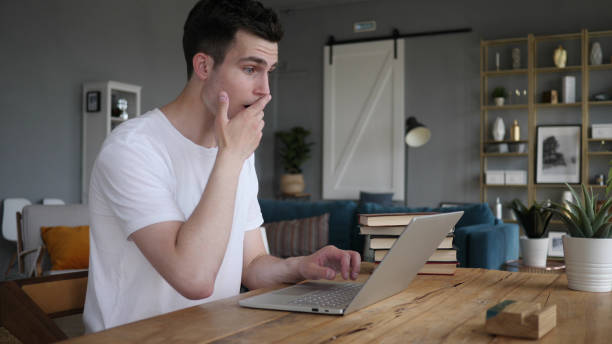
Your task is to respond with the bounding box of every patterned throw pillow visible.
[264,213,330,258]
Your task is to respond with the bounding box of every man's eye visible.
[244,67,255,74]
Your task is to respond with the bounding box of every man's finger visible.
[217,91,229,124]
[340,252,350,280]
[244,94,271,116]
[307,263,335,280]
[349,251,361,280]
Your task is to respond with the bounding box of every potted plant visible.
[276,127,314,195]
[492,87,507,106]
[548,183,612,292]
[510,199,554,267]
[607,159,612,195]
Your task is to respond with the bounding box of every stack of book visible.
[359,212,458,275]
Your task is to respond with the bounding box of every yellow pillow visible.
[40,226,90,270]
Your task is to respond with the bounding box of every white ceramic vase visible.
[492,117,505,141]
[563,236,612,292]
[520,236,549,268]
[590,42,603,65]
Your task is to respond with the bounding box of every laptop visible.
[239,211,463,315]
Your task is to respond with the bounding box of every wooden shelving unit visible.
[483,104,529,110]
[480,29,612,219]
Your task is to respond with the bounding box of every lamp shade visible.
[404,117,431,147]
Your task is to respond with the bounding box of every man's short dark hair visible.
[183,0,283,79]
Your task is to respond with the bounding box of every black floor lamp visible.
[405,117,431,206]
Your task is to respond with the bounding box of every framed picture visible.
[548,231,565,257]
[536,125,581,184]
[86,91,101,112]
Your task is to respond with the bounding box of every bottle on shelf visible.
[511,120,520,141]
[495,197,503,220]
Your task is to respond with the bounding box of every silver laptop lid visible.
[344,211,463,314]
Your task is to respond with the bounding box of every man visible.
[83,0,360,333]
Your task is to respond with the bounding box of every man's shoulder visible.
[95,109,174,166]
[102,109,170,149]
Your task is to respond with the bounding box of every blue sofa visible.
[258,199,519,270]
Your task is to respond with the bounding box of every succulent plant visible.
[548,184,612,238]
[509,199,553,238]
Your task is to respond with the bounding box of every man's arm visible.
[130,92,269,300]
[241,228,361,290]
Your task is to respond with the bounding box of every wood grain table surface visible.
[65,264,612,343]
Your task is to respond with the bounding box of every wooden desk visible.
[66,265,612,343]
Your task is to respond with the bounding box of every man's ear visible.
[192,53,214,81]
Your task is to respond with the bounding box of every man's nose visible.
[254,74,270,96]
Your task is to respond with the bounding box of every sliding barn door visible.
[323,39,405,200]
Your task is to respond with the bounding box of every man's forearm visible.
[243,254,305,290]
[174,151,244,283]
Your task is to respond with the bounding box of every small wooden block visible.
[485,300,556,339]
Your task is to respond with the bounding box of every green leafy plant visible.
[548,184,612,238]
[492,87,507,98]
[510,199,553,238]
[607,159,612,196]
[276,127,314,174]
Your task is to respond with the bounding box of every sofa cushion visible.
[40,225,90,270]
[258,199,358,250]
[264,213,329,258]
[357,202,495,228]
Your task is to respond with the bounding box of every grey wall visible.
[0,0,199,277]
[1,0,612,275]
[270,0,612,205]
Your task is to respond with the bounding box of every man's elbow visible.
[175,277,215,300]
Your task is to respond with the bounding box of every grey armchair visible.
[18,204,89,277]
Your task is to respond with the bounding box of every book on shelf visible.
[369,235,454,250]
[358,212,435,227]
[374,248,457,262]
[359,225,406,236]
[417,262,458,275]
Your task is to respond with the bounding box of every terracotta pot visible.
[280,174,305,194]
[563,236,612,292]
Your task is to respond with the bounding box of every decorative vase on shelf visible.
[492,117,505,141]
[494,97,505,106]
[510,120,520,141]
[551,90,558,104]
[590,42,603,65]
[117,98,129,120]
[553,45,567,68]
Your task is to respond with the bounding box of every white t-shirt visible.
[83,109,263,333]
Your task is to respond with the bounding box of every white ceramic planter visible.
[520,236,549,267]
[494,97,505,106]
[563,236,612,293]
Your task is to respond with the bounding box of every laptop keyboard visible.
[288,283,362,308]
